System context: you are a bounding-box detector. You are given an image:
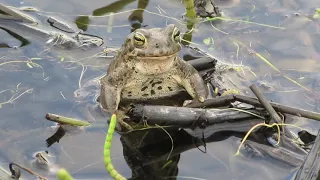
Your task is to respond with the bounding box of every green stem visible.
[184,0,197,19]
[104,114,126,180]
[57,168,73,180]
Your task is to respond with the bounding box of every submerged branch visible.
[128,104,266,129]
[187,94,320,122]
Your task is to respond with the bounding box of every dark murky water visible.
[0,0,320,179]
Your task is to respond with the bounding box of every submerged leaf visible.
[203,37,211,45]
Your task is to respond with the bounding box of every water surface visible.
[0,0,320,179]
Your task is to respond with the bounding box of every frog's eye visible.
[172,27,180,42]
[134,32,146,46]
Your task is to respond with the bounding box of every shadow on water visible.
[0,0,320,179]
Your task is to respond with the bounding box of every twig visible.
[249,84,282,124]
[187,57,217,71]
[0,3,36,23]
[9,162,47,180]
[45,113,90,126]
[187,94,320,122]
[128,105,266,129]
[249,84,297,139]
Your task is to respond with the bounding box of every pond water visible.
[0,0,320,179]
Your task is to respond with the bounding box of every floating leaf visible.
[316,8,320,13]
[313,13,320,19]
[203,37,211,45]
[26,62,33,68]
[60,57,65,62]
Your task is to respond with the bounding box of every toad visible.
[100,24,209,131]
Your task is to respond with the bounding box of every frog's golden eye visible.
[134,32,146,46]
[172,27,180,42]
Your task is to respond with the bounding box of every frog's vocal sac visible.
[99,24,208,129]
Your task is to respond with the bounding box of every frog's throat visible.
[134,54,178,74]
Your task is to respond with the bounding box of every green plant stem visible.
[104,114,126,180]
[57,168,73,180]
[184,0,197,19]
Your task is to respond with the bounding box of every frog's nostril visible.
[155,43,159,48]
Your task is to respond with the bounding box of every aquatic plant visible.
[104,114,126,180]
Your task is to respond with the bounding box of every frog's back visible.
[121,72,187,102]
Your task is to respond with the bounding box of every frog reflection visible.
[75,0,221,32]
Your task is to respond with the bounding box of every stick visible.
[186,95,236,108]
[128,105,266,128]
[249,84,282,124]
[45,113,90,126]
[235,95,320,121]
[187,57,217,71]
[187,94,320,122]
[0,3,35,23]
[249,84,298,139]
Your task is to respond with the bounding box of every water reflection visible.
[75,0,150,32]
[0,0,320,179]
[0,4,104,50]
[0,27,30,48]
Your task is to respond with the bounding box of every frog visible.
[99,24,209,132]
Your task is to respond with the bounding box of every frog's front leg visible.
[114,109,133,132]
[100,76,121,112]
[174,60,209,104]
[99,71,133,132]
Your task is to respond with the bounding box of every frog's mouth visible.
[130,44,181,59]
[136,53,179,60]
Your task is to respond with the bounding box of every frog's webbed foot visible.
[114,110,133,132]
[183,97,205,107]
[183,100,193,107]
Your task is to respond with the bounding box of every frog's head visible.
[123,24,182,60]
